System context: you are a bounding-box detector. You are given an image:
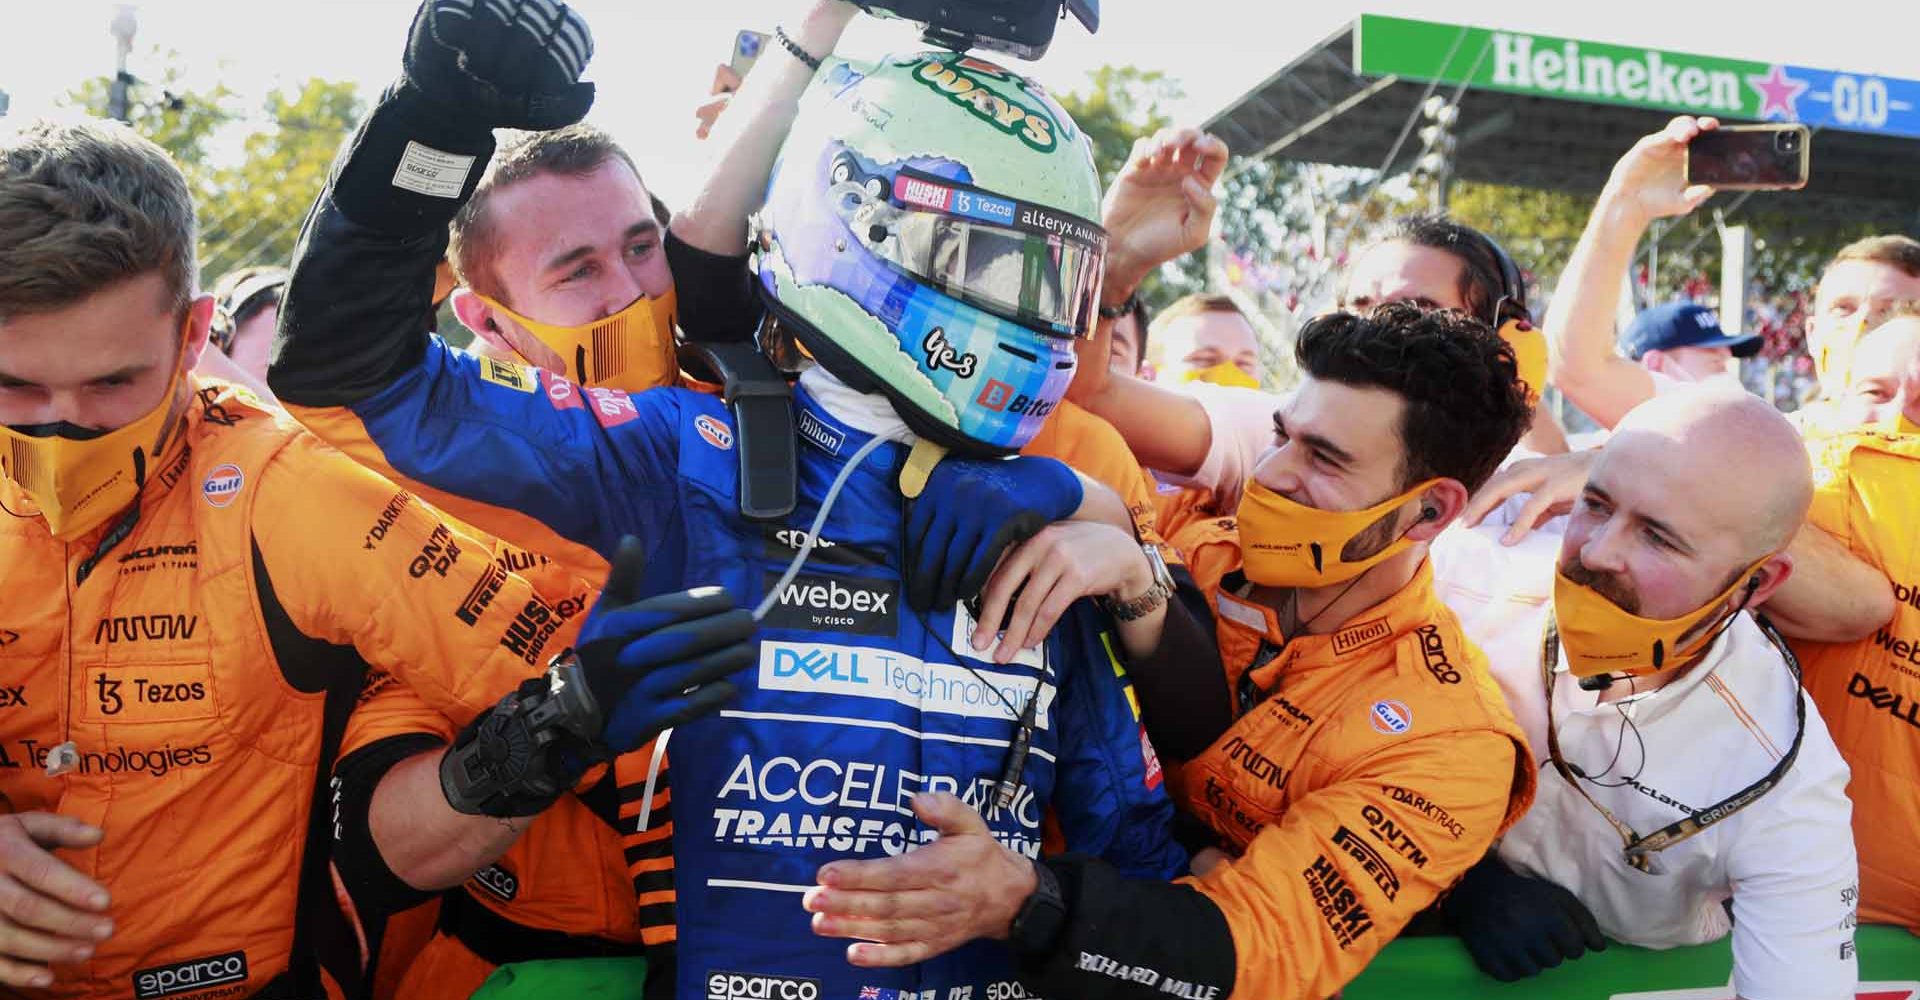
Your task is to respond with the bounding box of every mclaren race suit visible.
[269,217,1187,1000]
[1007,519,1536,1000]
[0,383,574,1000]
[1796,428,1920,930]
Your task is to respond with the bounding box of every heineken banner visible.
[1355,14,1920,140]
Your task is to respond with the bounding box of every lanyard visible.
[1540,612,1806,872]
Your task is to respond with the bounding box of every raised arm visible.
[1546,116,1719,429]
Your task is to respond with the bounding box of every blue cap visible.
[1621,302,1761,360]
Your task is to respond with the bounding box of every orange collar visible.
[1215,560,1444,694]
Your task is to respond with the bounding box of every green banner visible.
[1355,15,1767,119]
[1345,925,1920,999]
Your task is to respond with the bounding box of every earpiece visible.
[1420,506,1440,522]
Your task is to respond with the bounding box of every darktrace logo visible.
[470,863,518,902]
[760,572,897,636]
[455,562,509,627]
[1415,625,1462,684]
[408,523,462,579]
[1849,672,1920,732]
[134,950,247,999]
[1332,825,1401,901]
[706,971,820,1000]
[1303,854,1373,949]
[363,492,412,550]
[500,599,563,665]
[1381,785,1466,839]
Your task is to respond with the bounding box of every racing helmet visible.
[756,53,1108,455]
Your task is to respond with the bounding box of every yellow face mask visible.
[0,331,193,541]
[1181,361,1260,389]
[1812,312,1870,401]
[1551,558,1766,681]
[481,289,679,393]
[1238,476,1438,588]
[1898,412,1919,435]
[1499,318,1549,406]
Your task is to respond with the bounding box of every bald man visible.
[1431,389,1859,998]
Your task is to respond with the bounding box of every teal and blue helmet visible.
[757,53,1108,456]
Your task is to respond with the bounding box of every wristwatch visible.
[1098,292,1140,321]
[1008,858,1068,958]
[1102,544,1175,622]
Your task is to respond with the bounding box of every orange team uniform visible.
[284,399,672,999]
[0,383,575,1000]
[1021,399,1177,563]
[1172,517,1536,998]
[1795,428,1920,929]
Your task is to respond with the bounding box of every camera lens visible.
[1777,130,1801,153]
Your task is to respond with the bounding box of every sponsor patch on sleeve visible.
[479,357,538,393]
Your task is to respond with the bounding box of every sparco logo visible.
[760,573,898,637]
[95,614,198,644]
[363,492,412,550]
[1415,625,1461,684]
[133,950,247,999]
[470,864,518,902]
[706,971,819,1000]
[1849,672,1920,731]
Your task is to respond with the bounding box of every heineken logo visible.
[1490,33,1743,112]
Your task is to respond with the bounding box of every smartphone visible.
[730,30,770,82]
[1685,124,1811,190]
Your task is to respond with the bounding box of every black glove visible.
[1441,855,1607,982]
[401,0,595,129]
[575,537,758,754]
[902,456,1084,613]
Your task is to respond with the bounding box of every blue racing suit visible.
[274,249,1184,1000]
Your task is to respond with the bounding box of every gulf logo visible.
[1369,699,1412,736]
[202,464,245,508]
[695,414,734,451]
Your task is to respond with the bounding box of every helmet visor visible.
[850,166,1106,338]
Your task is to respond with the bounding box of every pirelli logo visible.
[1332,617,1391,656]
[456,562,509,627]
[1332,825,1401,901]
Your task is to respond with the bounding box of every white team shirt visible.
[1431,517,1860,1000]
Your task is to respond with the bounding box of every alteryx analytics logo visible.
[758,640,1054,725]
[759,572,898,637]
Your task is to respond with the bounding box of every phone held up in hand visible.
[1685,124,1812,190]
[730,30,770,81]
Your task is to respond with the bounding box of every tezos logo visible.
[201,464,244,508]
[133,950,248,999]
[696,414,735,451]
[706,971,820,1000]
[1369,699,1412,736]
